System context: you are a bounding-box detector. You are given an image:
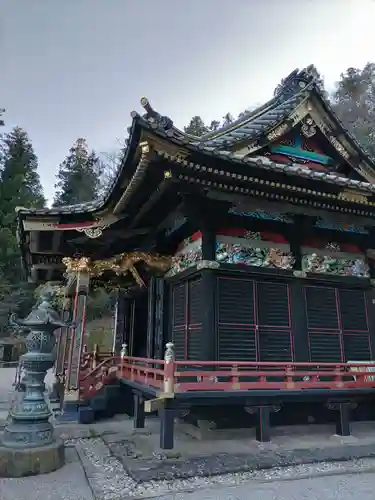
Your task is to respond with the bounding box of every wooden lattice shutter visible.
[171,283,186,360]
[257,282,293,361]
[217,277,257,361]
[340,289,371,361]
[187,279,202,360]
[304,286,342,363]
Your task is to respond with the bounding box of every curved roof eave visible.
[16,116,145,219]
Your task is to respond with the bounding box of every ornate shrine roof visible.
[16,65,375,222]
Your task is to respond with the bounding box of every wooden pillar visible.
[256,406,271,443]
[289,280,309,362]
[336,402,351,436]
[287,215,313,363]
[55,298,71,378]
[366,285,375,359]
[112,289,129,354]
[154,278,167,360]
[146,278,156,358]
[61,271,90,420]
[200,225,217,361]
[159,400,175,450]
[63,298,74,378]
[51,298,71,406]
[133,393,145,429]
[201,225,216,262]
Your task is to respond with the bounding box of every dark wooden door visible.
[257,282,293,362]
[217,277,257,361]
[171,278,203,360]
[217,277,293,362]
[304,285,371,362]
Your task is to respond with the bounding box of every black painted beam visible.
[256,407,271,443]
[336,402,351,436]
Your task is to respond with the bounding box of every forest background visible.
[0,65,373,343]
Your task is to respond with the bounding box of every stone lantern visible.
[0,288,70,477]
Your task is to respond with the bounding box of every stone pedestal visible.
[0,440,65,477]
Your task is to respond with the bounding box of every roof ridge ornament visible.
[140,96,174,131]
[274,64,321,102]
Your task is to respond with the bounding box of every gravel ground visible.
[75,437,375,499]
[1,438,375,499]
[152,471,375,500]
[108,435,375,483]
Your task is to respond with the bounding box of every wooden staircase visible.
[77,351,131,424]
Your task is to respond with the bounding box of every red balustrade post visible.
[163,342,175,395]
[160,342,176,450]
[285,364,295,389]
[231,364,240,390]
[120,343,128,378]
[334,365,343,388]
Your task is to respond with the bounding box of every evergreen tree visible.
[184,116,209,136]
[222,113,234,127]
[208,120,221,132]
[332,63,375,159]
[53,138,103,206]
[99,140,126,197]
[0,127,46,335]
[184,110,250,137]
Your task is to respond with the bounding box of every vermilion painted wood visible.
[79,354,375,400]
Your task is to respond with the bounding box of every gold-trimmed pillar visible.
[59,257,90,421]
[51,296,72,406]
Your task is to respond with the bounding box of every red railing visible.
[117,358,375,394]
[79,345,115,381]
[119,356,165,390]
[78,352,375,401]
[80,356,119,399]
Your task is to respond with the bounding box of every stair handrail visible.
[81,356,118,382]
[80,356,119,399]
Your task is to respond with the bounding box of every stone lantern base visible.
[0,440,65,477]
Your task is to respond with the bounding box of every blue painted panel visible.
[229,208,293,223]
[314,219,368,234]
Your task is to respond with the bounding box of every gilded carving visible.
[289,101,309,125]
[329,136,350,159]
[302,253,369,277]
[76,226,107,239]
[62,256,91,274]
[301,116,317,138]
[62,251,172,285]
[267,123,289,141]
[216,243,295,270]
[338,189,369,204]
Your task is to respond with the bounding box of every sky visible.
[2,0,375,204]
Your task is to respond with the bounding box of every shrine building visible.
[15,65,375,446]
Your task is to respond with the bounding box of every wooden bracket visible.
[144,392,175,412]
[144,398,165,413]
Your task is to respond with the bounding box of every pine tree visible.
[0,127,46,335]
[53,138,103,206]
[332,63,375,159]
[184,116,209,136]
[99,140,126,197]
[0,127,45,215]
[208,120,221,132]
[222,113,234,127]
